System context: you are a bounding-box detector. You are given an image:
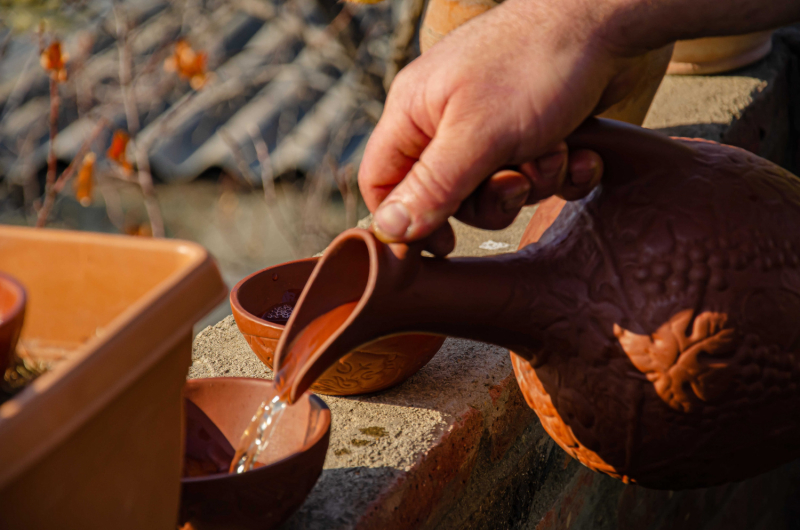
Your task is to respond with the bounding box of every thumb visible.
[371,115,511,243]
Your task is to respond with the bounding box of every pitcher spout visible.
[272,228,537,402]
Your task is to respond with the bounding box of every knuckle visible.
[407,159,458,214]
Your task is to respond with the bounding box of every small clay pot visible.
[667,31,774,75]
[180,377,330,530]
[231,259,445,396]
[0,272,25,375]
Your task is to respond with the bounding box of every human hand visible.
[358,0,664,255]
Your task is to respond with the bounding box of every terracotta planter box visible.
[0,226,226,530]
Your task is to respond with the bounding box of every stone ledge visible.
[191,27,800,530]
[645,27,800,172]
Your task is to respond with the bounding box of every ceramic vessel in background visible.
[180,377,330,530]
[0,272,25,375]
[231,259,445,396]
[271,118,800,490]
[418,0,673,127]
[667,31,775,75]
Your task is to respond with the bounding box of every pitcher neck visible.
[273,229,551,401]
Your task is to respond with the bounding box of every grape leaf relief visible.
[614,310,736,412]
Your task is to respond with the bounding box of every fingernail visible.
[373,201,411,240]
[536,152,566,180]
[570,158,599,185]
[500,182,530,213]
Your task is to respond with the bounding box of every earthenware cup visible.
[0,272,25,375]
[180,377,330,530]
[231,258,445,396]
[667,31,775,75]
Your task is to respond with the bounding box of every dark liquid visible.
[230,301,359,473]
[261,289,303,325]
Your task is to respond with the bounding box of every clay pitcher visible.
[273,117,800,490]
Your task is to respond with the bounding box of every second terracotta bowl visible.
[0,272,25,375]
[231,258,445,396]
[180,377,330,530]
[667,31,774,75]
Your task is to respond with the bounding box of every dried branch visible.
[218,128,256,189]
[114,4,165,237]
[244,125,305,258]
[52,118,108,194]
[35,71,61,228]
[333,161,358,230]
[384,0,425,91]
[36,117,108,227]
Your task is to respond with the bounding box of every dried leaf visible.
[74,152,95,206]
[40,40,69,81]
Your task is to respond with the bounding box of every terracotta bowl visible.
[667,31,774,75]
[0,272,25,375]
[231,258,445,396]
[180,377,330,530]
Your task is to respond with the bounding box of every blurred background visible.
[0,0,423,328]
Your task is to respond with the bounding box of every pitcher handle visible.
[565,117,696,189]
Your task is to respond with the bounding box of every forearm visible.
[588,0,800,54]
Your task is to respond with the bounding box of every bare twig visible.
[305,5,355,52]
[52,118,109,194]
[19,119,47,214]
[115,4,165,237]
[299,157,336,241]
[36,117,108,227]
[131,140,164,237]
[333,161,358,230]
[384,0,425,90]
[218,128,256,189]
[39,76,60,225]
[244,124,305,258]
[114,6,139,135]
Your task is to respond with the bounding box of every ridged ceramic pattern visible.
[508,138,800,488]
[244,331,443,395]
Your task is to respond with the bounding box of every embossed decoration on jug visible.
[510,139,800,488]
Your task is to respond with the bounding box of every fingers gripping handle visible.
[564,118,696,189]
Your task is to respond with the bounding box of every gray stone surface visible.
[645,29,799,171]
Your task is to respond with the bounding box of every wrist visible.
[584,0,681,56]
